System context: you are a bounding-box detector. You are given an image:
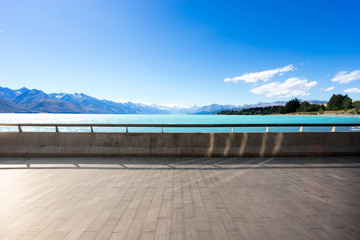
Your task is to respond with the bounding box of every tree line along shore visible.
[218,94,360,115]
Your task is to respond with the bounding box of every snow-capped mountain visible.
[0,86,327,114]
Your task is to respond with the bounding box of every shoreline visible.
[250,114,360,118]
[1,112,360,118]
[284,113,360,118]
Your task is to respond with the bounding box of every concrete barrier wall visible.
[0,132,359,157]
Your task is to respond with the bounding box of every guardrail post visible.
[232,126,234,133]
[331,126,336,132]
[18,125,23,133]
[265,126,269,133]
[299,126,303,132]
[90,126,94,133]
[197,128,199,133]
[55,126,59,132]
[126,126,128,133]
[162,127,164,133]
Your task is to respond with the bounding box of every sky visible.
[0,0,360,106]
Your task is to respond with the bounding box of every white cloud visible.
[224,64,295,83]
[250,77,317,98]
[331,70,360,84]
[344,88,360,93]
[324,87,335,92]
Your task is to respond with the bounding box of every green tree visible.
[320,104,326,111]
[342,96,352,110]
[327,94,343,110]
[307,104,321,112]
[278,106,286,114]
[327,94,352,110]
[284,98,301,113]
[353,101,360,111]
[298,101,310,112]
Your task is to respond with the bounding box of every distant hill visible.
[49,93,171,114]
[13,89,49,106]
[192,104,238,115]
[220,100,328,113]
[49,93,126,114]
[0,87,177,114]
[231,101,287,111]
[0,97,34,113]
[24,98,93,113]
[0,86,330,114]
[0,87,30,101]
[307,100,328,105]
[218,98,332,115]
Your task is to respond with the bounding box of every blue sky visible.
[0,0,359,106]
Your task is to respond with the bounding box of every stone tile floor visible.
[0,156,359,240]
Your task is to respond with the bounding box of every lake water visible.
[0,114,359,133]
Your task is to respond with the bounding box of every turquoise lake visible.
[0,114,359,133]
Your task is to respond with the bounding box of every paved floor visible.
[0,157,359,240]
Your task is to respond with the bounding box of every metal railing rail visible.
[0,123,359,133]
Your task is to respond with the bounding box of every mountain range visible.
[0,86,327,114]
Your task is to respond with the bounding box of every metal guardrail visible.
[0,123,359,133]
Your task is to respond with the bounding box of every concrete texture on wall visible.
[0,132,359,157]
